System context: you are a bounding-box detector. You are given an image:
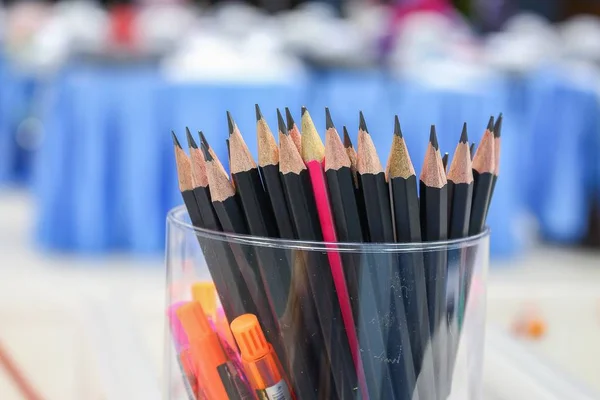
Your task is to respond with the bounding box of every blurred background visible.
[0,0,599,398]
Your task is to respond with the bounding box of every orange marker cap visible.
[231,314,270,361]
[191,282,217,318]
[176,302,213,339]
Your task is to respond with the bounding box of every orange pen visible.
[231,314,295,400]
[178,302,251,400]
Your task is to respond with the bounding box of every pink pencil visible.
[300,107,367,399]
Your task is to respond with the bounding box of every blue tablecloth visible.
[0,59,39,184]
[30,62,600,257]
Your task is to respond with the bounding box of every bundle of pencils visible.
[170,107,501,400]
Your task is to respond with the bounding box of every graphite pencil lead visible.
[487,116,494,132]
[186,127,198,149]
[285,107,295,129]
[277,109,288,135]
[493,113,503,138]
[172,131,182,149]
[199,131,209,149]
[201,141,213,162]
[301,106,307,116]
[460,122,468,143]
[470,142,475,157]
[429,125,439,150]
[358,111,368,133]
[255,104,263,121]
[394,115,403,137]
[325,107,335,129]
[226,111,235,136]
[343,126,353,148]
[442,152,449,172]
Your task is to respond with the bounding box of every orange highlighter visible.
[192,282,237,351]
[177,302,251,400]
[231,314,295,400]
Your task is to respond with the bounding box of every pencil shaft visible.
[326,167,397,400]
[282,170,360,400]
[359,172,417,400]
[233,168,322,399]
[305,160,365,398]
[260,164,296,239]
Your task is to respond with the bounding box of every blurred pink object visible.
[167,301,190,352]
[392,0,453,21]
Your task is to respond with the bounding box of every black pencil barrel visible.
[282,170,359,400]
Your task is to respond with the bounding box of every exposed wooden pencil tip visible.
[487,116,494,132]
[301,106,307,116]
[325,107,335,129]
[186,127,198,149]
[394,115,402,137]
[277,108,288,135]
[226,111,235,136]
[343,126,353,148]
[255,104,263,121]
[200,141,213,161]
[460,122,468,143]
[172,131,182,148]
[494,113,503,138]
[359,111,368,133]
[285,107,295,130]
[429,125,439,150]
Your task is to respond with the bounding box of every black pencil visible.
[285,107,302,154]
[343,126,370,241]
[279,126,359,400]
[442,152,449,174]
[469,117,496,236]
[448,124,474,240]
[419,125,449,399]
[230,108,324,398]
[486,113,502,218]
[185,129,258,322]
[387,116,436,399]
[324,109,396,400]
[445,123,474,390]
[357,112,416,400]
[202,136,286,366]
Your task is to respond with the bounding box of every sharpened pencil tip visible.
[255,104,263,121]
[325,107,335,129]
[460,122,468,143]
[394,115,402,137]
[487,116,494,132]
[301,106,307,116]
[172,131,182,148]
[277,108,288,135]
[186,127,198,149]
[442,152,449,170]
[343,126,353,148]
[359,111,368,133]
[200,141,213,161]
[429,125,439,150]
[226,111,235,136]
[198,131,209,149]
[493,113,503,138]
[285,107,295,130]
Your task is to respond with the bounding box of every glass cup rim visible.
[167,205,490,253]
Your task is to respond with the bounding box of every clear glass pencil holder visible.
[164,205,489,400]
